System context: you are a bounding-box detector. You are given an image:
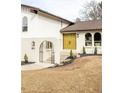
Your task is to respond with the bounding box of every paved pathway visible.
[21,63,55,71]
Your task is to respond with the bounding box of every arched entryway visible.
[39,41,54,64]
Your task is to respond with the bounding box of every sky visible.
[21,0,101,22]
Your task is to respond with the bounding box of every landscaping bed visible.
[21,61,35,65]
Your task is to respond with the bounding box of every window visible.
[22,16,28,32]
[85,33,92,46]
[46,41,52,49]
[31,41,35,49]
[94,33,101,46]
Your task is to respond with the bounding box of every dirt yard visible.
[21,56,102,93]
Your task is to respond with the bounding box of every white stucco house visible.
[60,20,102,58]
[21,4,102,64]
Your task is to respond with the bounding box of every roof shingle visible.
[61,20,102,32]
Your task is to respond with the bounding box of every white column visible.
[92,33,94,47]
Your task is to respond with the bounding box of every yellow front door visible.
[63,33,76,49]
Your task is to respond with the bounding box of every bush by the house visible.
[83,46,86,54]
[70,50,73,57]
[61,59,74,66]
[24,54,28,63]
[94,47,97,55]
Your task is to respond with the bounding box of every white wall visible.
[21,6,70,64]
[21,6,69,38]
[21,38,61,64]
[77,31,102,54]
[60,31,102,57]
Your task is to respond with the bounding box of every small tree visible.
[94,47,97,55]
[83,46,86,54]
[70,50,73,57]
[24,54,28,63]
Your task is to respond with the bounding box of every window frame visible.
[85,33,92,46]
[94,33,101,46]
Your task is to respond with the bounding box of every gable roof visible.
[21,4,73,24]
[61,20,102,32]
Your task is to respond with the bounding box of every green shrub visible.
[94,47,97,55]
[83,47,86,54]
[70,50,73,57]
[24,54,28,63]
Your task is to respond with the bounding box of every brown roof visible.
[61,20,102,32]
[21,4,73,24]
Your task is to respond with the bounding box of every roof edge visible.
[21,4,74,24]
[60,29,102,33]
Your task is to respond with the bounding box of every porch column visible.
[92,33,94,47]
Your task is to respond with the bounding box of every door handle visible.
[68,41,71,45]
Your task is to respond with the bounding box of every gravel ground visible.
[21,56,102,93]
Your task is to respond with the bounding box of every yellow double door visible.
[63,33,76,49]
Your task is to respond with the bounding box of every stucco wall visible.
[77,31,102,54]
[21,6,69,38]
[61,31,102,58]
[21,38,60,64]
[21,6,70,64]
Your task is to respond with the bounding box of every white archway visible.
[39,41,54,64]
